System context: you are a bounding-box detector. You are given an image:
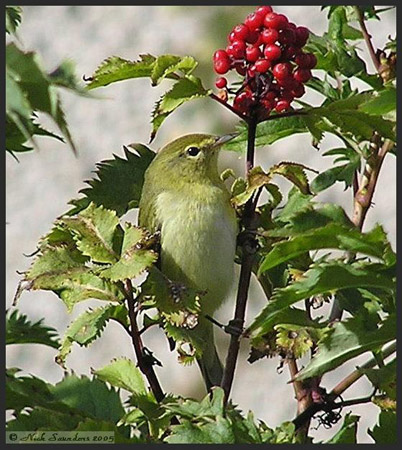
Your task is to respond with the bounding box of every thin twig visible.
[221,116,259,403]
[210,93,250,123]
[354,6,381,72]
[124,279,165,402]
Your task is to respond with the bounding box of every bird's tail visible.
[196,321,223,391]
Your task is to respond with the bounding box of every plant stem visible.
[221,116,258,403]
[124,279,165,403]
[354,6,381,72]
[292,340,396,429]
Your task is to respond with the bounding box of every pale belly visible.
[155,190,237,314]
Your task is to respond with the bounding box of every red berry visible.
[264,91,277,102]
[215,77,227,89]
[295,26,310,47]
[246,29,260,44]
[245,12,264,30]
[307,53,317,69]
[261,28,279,45]
[264,44,282,61]
[275,99,291,112]
[286,22,297,30]
[232,23,250,41]
[264,12,288,29]
[246,46,261,62]
[272,62,292,80]
[213,49,229,62]
[234,91,253,114]
[255,5,273,16]
[247,65,257,78]
[214,58,231,74]
[294,68,312,82]
[283,46,301,60]
[291,82,305,98]
[261,97,275,112]
[278,28,296,45]
[255,58,271,73]
[227,40,246,59]
[280,90,295,102]
[277,76,297,89]
[228,31,236,43]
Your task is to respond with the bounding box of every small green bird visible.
[139,133,238,389]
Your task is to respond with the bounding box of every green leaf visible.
[223,115,309,152]
[368,411,396,443]
[6,6,23,34]
[252,261,395,340]
[6,309,59,348]
[165,416,235,444]
[86,55,156,89]
[150,54,197,86]
[93,357,147,395]
[259,223,391,273]
[6,43,78,153]
[100,224,158,281]
[295,314,395,380]
[61,202,119,263]
[56,304,129,368]
[325,413,359,443]
[68,144,155,216]
[270,162,313,195]
[50,374,125,425]
[151,75,210,141]
[86,54,197,90]
[359,86,396,116]
[24,246,123,312]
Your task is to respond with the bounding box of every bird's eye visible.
[186,146,200,157]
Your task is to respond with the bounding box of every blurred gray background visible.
[6,6,396,443]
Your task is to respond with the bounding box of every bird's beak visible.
[212,132,239,148]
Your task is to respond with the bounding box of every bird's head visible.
[149,133,237,186]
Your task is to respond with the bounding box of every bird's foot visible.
[205,315,244,337]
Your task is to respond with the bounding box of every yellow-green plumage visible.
[138,133,237,389]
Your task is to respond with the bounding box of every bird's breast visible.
[155,187,237,313]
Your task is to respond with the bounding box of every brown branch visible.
[354,6,381,72]
[124,279,165,403]
[292,340,396,430]
[221,116,259,403]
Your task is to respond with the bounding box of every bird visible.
[138,133,238,390]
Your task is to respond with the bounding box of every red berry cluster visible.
[213,6,317,119]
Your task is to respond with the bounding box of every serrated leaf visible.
[359,86,396,116]
[100,224,158,281]
[151,75,210,140]
[93,358,147,395]
[61,202,119,263]
[150,55,197,86]
[295,314,395,380]
[24,246,123,312]
[56,304,128,368]
[6,309,59,348]
[259,223,390,273]
[270,162,313,195]
[231,166,271,206]
[68,144,155,216]
[86,55,156,90]
[368,411,396,443]
[165,416,235,444]
[251,261,395,340]
[325,413,359,443]
[223,115,308,152]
